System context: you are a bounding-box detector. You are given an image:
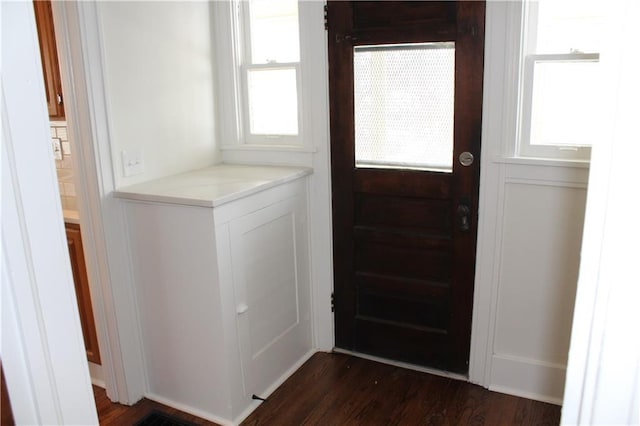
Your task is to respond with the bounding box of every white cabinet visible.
[116,165,313,425]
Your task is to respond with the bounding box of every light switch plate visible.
[122,149,145,177]
[52,138,62,160]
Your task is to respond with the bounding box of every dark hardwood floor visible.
[1,364,15,426]
[94,386,219,426]
[96,352,560,425]
[241,353,560,425]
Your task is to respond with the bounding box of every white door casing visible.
[561,0,640,423]
[1,2,98,423]
[49,1,149,403]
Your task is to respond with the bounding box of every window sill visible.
[220,144,318,154]
[492,156,590,169]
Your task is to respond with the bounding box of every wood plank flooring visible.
[1,365,15,426]
[95,352,560,425]
[241,353,561,425]
[94,386,218,426]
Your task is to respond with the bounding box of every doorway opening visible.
[33,0,104,386]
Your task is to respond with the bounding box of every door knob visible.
[459,151,474,166]
[457,204,471,232]
[236,303,249,315]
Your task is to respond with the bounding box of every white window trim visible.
[518,52,598,161]
[514,0,597,163]
[241,62,303,145]
[213,0,313,152]
[213,1,243,145]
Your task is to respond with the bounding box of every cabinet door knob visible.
[236,303,249,315]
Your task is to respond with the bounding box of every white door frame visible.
[1,2,98,423]
[561,0,640,423]
[50,1,147,404]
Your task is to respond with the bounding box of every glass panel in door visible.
[354,42,455,172]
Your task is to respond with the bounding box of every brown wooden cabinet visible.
[65,223,101,365]
[33,0,65,120]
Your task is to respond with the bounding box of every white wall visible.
[470,2,587,404]
[97,1,221,187]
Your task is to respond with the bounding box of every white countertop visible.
[113,164,312,208]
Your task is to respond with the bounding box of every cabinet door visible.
[66,223,101,364]
[230,195,312,397]
[33,0,65,119]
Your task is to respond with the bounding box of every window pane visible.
[534,0,604,54]
[247,68,298,135]
[530,60,600,146]
[249,0,299,64]
[354,42,455,172]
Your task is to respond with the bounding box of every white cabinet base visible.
[119,168,313,424]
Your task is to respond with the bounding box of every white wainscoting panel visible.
[490,179,587,403]
[471,2,592,404]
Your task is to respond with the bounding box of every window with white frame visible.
[217,0,303,147]
[518,0,604,160]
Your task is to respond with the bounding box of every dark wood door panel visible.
[355,238,452,282]
[358,288,449,331]
[345,1,456,42]
[354,226,452,249]
[355,194,452,235]
[355,319,451,370]
[347,27,458,47]
[354,169,452,199]
[352,1,456,32]
[356,272,449,300]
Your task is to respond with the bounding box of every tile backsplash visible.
[51,121,77,212]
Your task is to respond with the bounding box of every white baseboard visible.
[490,353,565,405]
[489,384,563,406]
[145,349,317,426]
[144,392,234,426]
[88,362,105,388]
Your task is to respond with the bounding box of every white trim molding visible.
[300,0,335,352]
[50,1,147,404]
[469,0,519,387]
[561,0,640,423]
[1,2,97,423]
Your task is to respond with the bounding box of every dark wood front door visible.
[328,1,485,373]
